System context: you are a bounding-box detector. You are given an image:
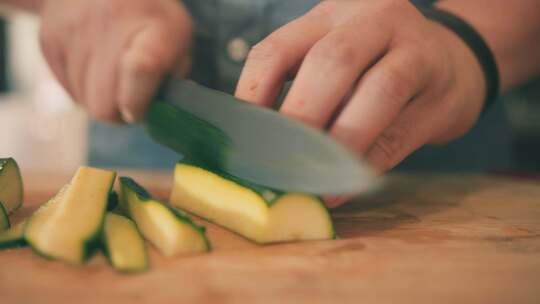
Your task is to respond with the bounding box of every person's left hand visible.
[38,0,193,123]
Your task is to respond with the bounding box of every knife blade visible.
[144,77,377,195]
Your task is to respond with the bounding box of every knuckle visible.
[369,127,406,170]
[308,38,357,67]
[121,47,167,75]
[374,66,416,102]
[89,103,119,123]
[247,37,289,66]
[168,2,193,28]
[331,124,371,154]
[313,0,340,15]
[372,0,418,24]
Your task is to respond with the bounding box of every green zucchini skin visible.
[119,177,211,253]
[120,177,209,241]
[165,204,212,251]
[107,191,119,211]
[145,101,230,172]
[0,202,9,231]
[101,213,148,273]
[0,158,24,214]
[0,221,26,249]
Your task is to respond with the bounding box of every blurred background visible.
[0,9,87,173]
[0,7,539,174]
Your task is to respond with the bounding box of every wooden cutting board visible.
[1,171,539,304]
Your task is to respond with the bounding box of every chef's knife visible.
[144,77,377,195]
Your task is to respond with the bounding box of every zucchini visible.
[0,202,10,231]
[170,162,335,243]
[25,167,116,264]
[0,220,26,249]
[102,213,148,273]
[0,158,24,213]
[119,177,210,257]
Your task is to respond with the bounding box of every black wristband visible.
[420,8,500,116]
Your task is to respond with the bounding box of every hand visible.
[236,0,487,175]
[39,0,192,123]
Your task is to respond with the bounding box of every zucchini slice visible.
[0,220,26,249]
[102,213,148,273]
[170,162,335,243]
[25,167,116,264]
[0,158,24,213]
[0,202,10,231]
[119,177,210,257]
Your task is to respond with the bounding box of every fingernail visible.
[120,108,136,123]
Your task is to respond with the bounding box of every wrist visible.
[423,21,487,143]
[439,20,485,110]
[420,8,500,117]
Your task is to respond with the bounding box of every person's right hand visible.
[235,0,486,176]
[39,0,193,123]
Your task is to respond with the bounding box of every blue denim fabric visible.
[89,0,512,171]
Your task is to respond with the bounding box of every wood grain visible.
[1,171,539,304]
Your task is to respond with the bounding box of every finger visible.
[234,7,333,107]
[84,36,122,123]
[118,22,188,123]
[279,20,393,129]
[64,32,91,105]
[323,195,354,208]
[330,47,431,154]
[364,93,444,173]
[39,30,71,98]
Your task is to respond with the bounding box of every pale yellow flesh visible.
[170,164,334,243]
[103,213,147,271]
[126,191,207,257]
[170,164,269,241]
[0,220,25,242]
[0,160,23,213]
[25,167,115,263]
[264,194,334,242]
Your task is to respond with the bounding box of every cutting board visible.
[1,171,539,304]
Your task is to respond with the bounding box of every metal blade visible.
[145,77,377,195]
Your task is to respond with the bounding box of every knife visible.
[144,77,377,195]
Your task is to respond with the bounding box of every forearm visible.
[437,0,540,92]
[2,0,43,12]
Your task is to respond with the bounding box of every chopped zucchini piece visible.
[25,167,116,264]
[0,220,26,249]
[0,202,10,230]
[102,213,148,273]
[170,162,335,243]
[119,177,210,257]
[0,158,24,213]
